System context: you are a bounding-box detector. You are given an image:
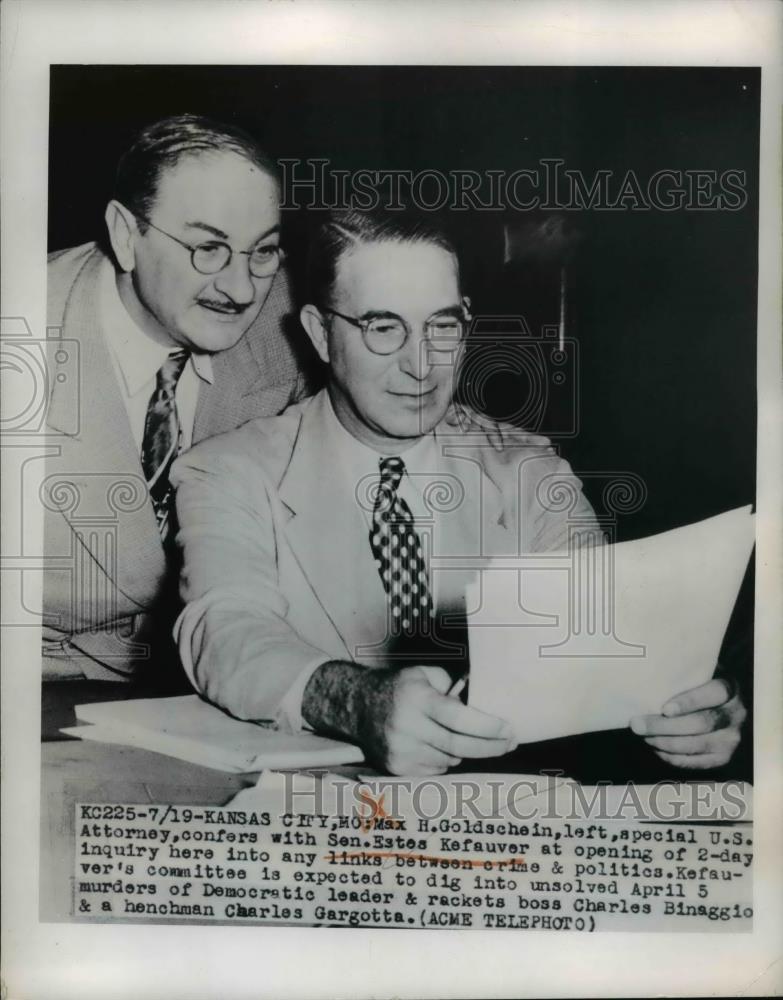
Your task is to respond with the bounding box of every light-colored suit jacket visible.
[42,242,314,680]
[172,388,598,722]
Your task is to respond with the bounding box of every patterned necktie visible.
[141,349,189,541]
[369,456,434,636]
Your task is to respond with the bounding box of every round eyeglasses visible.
[134,213,284,278]
[322,304,470,356]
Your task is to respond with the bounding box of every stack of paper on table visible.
[63,694,364,772]
[467,506,754,745]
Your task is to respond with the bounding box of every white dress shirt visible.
[99,258,213,454]
[276,392,446,731]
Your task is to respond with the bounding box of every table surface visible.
[40,676,751,922]
[40,681,369,922]
[40,739,263,922]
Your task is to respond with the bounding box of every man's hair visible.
[306,209,459,308]
[114,113,279,226]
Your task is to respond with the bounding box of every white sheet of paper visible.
[467,506,755,744]
[69,695,364,771]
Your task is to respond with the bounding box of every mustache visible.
[196,296,252,314]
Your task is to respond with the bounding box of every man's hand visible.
[301,659,515,776]
[630,678,746,770]
[359,665,515,775]
[444,402,551,453]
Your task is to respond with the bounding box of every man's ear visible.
[300,304,330,364]
[104,200,138,273]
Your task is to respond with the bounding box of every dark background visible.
[48,65,759,542]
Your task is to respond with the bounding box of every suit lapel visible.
[411,424,486,611]
[46,249,166,607]
[433,426,491,565]
[193,332,254,442]
[193,268,295,442]
[278,392,383,660]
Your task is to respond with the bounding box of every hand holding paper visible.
[355,664,514,776]
[630,676,747,769]
[467,506,754,751]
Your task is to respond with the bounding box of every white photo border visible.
[1,2,781,998]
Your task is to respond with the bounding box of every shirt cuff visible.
[275,655,331,733]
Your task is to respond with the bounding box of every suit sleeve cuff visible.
[275,655,331,733]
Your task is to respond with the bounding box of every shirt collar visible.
[323,390,440,499]
[99,257,214,396]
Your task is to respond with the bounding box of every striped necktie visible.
[141,349,189,541]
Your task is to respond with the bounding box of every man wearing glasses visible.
[172,209,597,773]
[173,208,748,777]
[44,114,310,683]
